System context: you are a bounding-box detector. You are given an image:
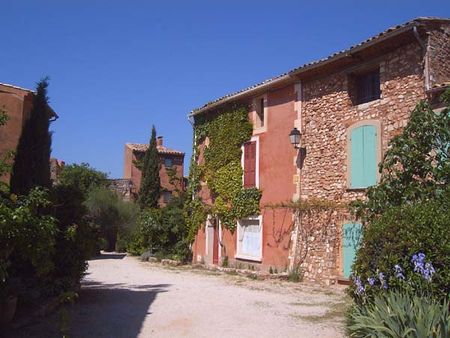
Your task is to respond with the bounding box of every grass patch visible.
[292,299,350,323]
[289,301,332,307]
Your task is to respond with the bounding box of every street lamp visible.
[289,127,301,149]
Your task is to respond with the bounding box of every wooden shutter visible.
[350,125,377,188]
[244,141,256,188]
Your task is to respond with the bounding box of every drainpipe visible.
[413,26,431,91]
[187,114,197,202]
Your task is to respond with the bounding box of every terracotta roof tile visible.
[190,17,450,116]
[126,143,185,156]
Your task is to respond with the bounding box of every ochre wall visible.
[0,85,34,183]
[123,145,184,206]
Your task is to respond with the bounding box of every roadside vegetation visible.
[123,125,191,262]
[0,80,140,324]
[347,90,450,337]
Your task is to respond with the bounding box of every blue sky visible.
[2,1,449,178]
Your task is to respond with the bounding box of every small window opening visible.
[255,97,265,128]
[355,69,381,104]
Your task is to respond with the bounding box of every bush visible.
[49,184,98,295]
[0,189,57,297]
[85,187,139,252]
[129,196,192,262]
[57,163,108,196]
[351,195,449,301]
[347,291,450,338]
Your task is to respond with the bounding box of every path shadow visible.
[89,253,127,260]
[68,282,169,338]
[3,282,170,338]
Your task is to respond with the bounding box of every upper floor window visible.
[243,141,257,188]
[348,122,380,189]
[355,69,381,105]
[255,97,265,128]
[164,158,173,168]
[162,191,172,203]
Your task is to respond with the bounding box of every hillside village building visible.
[123,136,185,206]
[0,83,58,184]
[189,18,450,284]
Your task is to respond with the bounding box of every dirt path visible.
[7,253,348,338]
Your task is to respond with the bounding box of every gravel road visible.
[6,253,348,338]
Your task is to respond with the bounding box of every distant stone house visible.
[123,136,185,206]
[0,83,58,184]
[189,18,450,285]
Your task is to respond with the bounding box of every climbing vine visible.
[185,105,262,239]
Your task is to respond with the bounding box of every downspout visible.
[413,26,431,91]
[188,114,196,201]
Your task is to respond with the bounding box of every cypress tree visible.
[138,125,161,209]
[10,78,53,195]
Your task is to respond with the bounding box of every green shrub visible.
[49,184,97,295]
[287,266,303,283]
[0,188,57,299]
[347,291,450,338]
[351,195,450,301]
[129,195,191,262]
[57,163,108,197]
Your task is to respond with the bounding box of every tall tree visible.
[10,78,53,195]
[138,126,160,209]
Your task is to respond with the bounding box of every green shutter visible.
[343,222,362,278]
[350,125,377,188]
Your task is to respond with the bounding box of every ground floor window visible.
[236,216,262,261]
[342,222,362,278]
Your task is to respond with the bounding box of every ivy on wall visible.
[185,105,262,239]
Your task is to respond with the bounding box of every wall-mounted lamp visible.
[289,127,301,149]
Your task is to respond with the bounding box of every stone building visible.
[0,82,58,184]
[123,136,185,206]
[189,18,450,284]
[50,158,65,184]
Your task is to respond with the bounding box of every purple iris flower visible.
[394,264,405,280]
[352,276,365,295]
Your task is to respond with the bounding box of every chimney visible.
[156,136,163,147]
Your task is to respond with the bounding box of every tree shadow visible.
[67,282,169,337]
[3,282,170,338]
[89,253,127,260]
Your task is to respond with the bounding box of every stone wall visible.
[109,178,133,201]
[296,41,427,284]
[427,22,450,87]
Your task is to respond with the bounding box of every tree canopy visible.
[10,78,53,195]
[138,126,160,209]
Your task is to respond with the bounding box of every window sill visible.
[235,254,262,262]
[346,187,368,192]
[253,126,267,135]
[355,98,380,110]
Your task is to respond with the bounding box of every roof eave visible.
[188,74,292,118]
[189,20,428,119]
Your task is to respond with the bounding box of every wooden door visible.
[212,225,219,265]
[342,222,362,278]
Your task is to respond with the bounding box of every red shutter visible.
[244,141,256,188]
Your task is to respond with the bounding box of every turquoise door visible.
[342,223,362,278]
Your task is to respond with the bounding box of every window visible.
[255,97,265,128]
[164,158,173,168]
[355,69,380,104]
[348,123,379,189]
[162,191,172,203]
[236,217,262,261]
[243,141,257,188]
